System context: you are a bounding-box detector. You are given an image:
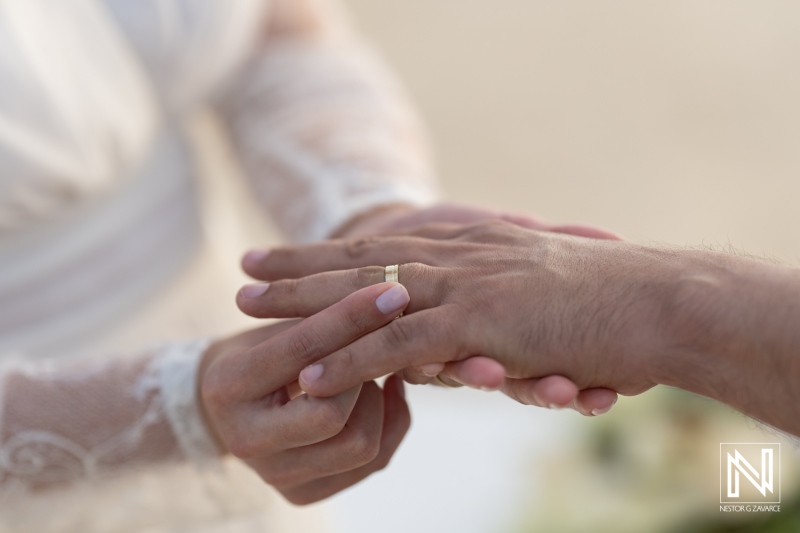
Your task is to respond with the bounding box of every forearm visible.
[215,0,438,244]
[652,249,800,434]
[234,220,800,432]
[0,340,219,494]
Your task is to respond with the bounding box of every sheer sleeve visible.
[0,339,219,497]
[215,0,440,244]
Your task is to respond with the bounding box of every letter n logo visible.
[720,443,781,504]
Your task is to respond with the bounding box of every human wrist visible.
[648,249,800,434]
[197,341,228,455]
[146,339,225,464]
[648,249,760,395]
[572,244,687,394]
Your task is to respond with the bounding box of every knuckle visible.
[346,236,379,258]
[462,220,511,241]
[260,467,295,489]
[309,401,349,438]
[398,262,450,302]
[283,278,299,299]
[341,305,370,336]
[287,329,321,366]
[335,346,357,379]
[397,262,428,285]
[353,266,385,288]
[226,432,262,460]
[372,449,396,472]
[269,279,301,316]
[282,489,318,506]
[380,318,416,352]
[345,427,381,466]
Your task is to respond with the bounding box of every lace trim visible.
[0,339,219,497]
[0,358,168,492]
[151,339,221,465]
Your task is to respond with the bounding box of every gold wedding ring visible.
[385,264,400,283]
[434,374,461,388]
[384,264,403,317]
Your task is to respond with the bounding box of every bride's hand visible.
[199,283,410,504]
[236,221,660,404]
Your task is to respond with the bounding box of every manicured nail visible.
[243,249,271,266]
[419,363,445,377]
[300,364,323,385]
[239,283,270,299]
[591,396,618,416]
[375,284,410,315]
[591,406,613,416]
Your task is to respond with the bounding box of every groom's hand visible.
[240,218,631,415]
[331,202,620,414]
[334,203,620,415]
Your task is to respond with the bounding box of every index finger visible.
[231,282,410,400]
[297,306,474,398]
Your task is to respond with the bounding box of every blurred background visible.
[343,0,800,260]
[191,1,800,532]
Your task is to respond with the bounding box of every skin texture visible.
[238,220,800,437]
[327,202,620,415]
[195,204,618,505]
[199,282,411,504]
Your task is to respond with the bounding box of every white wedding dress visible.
[0,0,437,531]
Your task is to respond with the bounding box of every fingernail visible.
[591,396,618,416]
[419,363,445,377]
[395,377,406,399]
[243,249,270,266]
[239,283,270,299]
[375,284,410,315]
[300,364,323,385]
[480,386,497,392]
[548,403,564,410]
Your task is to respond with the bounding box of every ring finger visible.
[237,263,445,319]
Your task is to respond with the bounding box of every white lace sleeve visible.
[0,339,219,497]
[215,0,440,244]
